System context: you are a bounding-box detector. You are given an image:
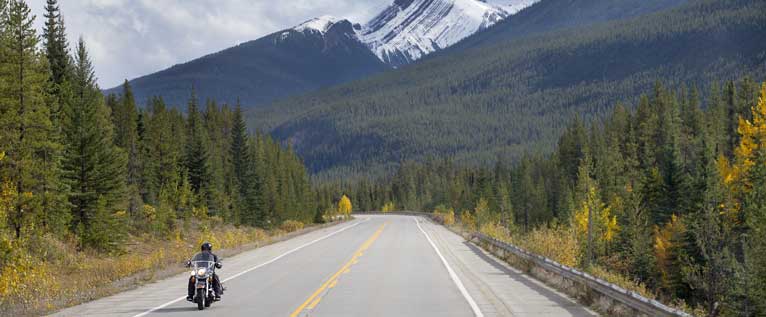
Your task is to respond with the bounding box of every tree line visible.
[333,80,766,316]
[0,0,315,253]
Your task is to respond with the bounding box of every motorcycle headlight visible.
[196,268,207,276]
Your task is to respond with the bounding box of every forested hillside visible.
[326,80,766,315]
[251,0,766,179]
[443,0,687,53]
[0,0,317,313]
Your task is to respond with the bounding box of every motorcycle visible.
[186,253,222,310]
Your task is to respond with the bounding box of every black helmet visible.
[201,242,213,252]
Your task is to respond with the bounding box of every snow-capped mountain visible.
[285,1,540,68]
[359,0,513,67]
[276,16,368,55]
[106,0,539,109]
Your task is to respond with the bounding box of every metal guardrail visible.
[470,232,692,317]
[356,211,691,317]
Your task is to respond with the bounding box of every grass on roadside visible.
[0,219,311,316]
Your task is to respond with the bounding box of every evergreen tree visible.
[41,0,69,132]
[230,100,248,222]
[0,0,68,238]
[558,116,587,187]
[202,99,228,217]
[62,39,127,250]
[42,0,68,86]
[112,81,141,216]
[184,89,209,197]
[683,134,742,316]
[141,97,180,204]
[741,84,766,315]
[724,81,740,159]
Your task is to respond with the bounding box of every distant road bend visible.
[51,215,596,317]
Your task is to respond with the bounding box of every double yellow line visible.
[290,222,388,317]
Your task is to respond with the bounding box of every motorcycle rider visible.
[187,242,223,301]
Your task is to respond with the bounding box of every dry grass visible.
[0,219,329,316]
[279,220,305,233]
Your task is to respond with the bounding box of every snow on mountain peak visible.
[482,0,540,15]
[295,15,344,34]
[360,0,513,67]
[284,0,539,67]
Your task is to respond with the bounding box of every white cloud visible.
[30,0,393,89]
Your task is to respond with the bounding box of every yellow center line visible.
[307,297,322,309]
[290,222,388,317]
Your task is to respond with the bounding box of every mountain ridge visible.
[104,0,538,109]
[249,0,766,178]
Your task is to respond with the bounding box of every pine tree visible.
[41,0,69,133]
[141,97,180,204]
[740,83,766,315]
[112,81,141,216]
[202,99,228,217]
[241,136,263,226]
[744,145,766,316]
[42,0,68,86]
[724,81,740,159]
[62,39,127,250]
[558,115,587,187]
[0,0,67,238]
[184,89,209,197]
[230,100,248,222]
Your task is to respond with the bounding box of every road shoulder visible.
[419,217,598,317]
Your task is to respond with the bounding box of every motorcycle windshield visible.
[191,252,215,262]
[190,253,215,271]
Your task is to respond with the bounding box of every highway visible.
[51,215,596,317]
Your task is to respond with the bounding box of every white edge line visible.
[131,218,370,317]
[415,217,484,317]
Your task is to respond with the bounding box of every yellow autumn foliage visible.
[480,222,510,242]
[143,204,157,221]
[721,83,766,192]
[0,182,13,230]
[653,214,686,290]
[573,186,619,245]
[520,224,579,267]
[338,195,352,217]
[381,201,396,212]
[443,209,455,225]
[460,210,476,231]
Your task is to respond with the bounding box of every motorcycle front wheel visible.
[196,293,204,310]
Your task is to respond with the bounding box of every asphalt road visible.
[51,215,596,317]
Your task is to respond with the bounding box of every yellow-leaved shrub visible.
[460,210,477,231]
[381,202,395,212]
[520,223,579,267]
[338,195,352,218]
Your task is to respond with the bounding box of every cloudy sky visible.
[30,0,392,89]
